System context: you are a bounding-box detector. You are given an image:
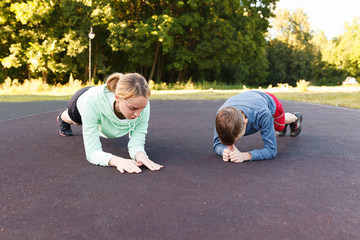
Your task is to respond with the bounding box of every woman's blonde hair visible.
[106,72,150,100]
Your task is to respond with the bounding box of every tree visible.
[267,8,317,85]
[322,17,360,79]
[0,0,29,81]
[0,0,106,83]
[107,0,277,84]
[1,0,279,85]
[266,39,292,85]
[270,8,312,50]
[1,0,59,83]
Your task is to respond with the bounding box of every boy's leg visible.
[277,125,287,136]
[285,112,297,124]
[265,92,302,137]
[289,112,303,137]
[284,112,303,137]
[279,113,298,137]
[278,112,303,137]
[265,92,286,136]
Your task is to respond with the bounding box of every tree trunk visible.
[149,41,161,81]
[92,46,98,83]
[93,63,97,82]
[176,70,183,82]
[42,70,47,84]
[176,66,188,82]
[27,64,31,80]
[169,70,175,83]
[156,56,164,81]
[84,65,88,84]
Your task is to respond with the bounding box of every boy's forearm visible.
[242,152,252,161]
[213,140,226,156]
[249,148,276,160]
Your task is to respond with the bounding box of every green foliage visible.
[1,0,278,86]
[1,1,359,89]
[267,8,349,86]
[271,9,312,50]
[266,39,290,85]
[320,17,360,79]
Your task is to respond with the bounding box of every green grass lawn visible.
[1,88,360,109]
[274,91,360,109]
[0,94,73,102]
[153,90,360,109]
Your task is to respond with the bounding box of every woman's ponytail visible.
[105,72,150,99]
[106,73,122,93]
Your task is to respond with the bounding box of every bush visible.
[296,79,310,92]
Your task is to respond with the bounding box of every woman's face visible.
[116,95,148,120]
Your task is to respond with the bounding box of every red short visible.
[265,92,285,132]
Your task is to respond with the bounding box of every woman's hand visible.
[109,156,142,174]
[135,152,163,171]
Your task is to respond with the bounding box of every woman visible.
[57,72,163,174]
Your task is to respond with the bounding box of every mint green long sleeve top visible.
[76,84,150,166]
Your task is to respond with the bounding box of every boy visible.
[213,91,302,163]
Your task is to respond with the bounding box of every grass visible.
[0,94,73,102]
[273,91,360,109]
[152,89,360,109]
[150,90,242,100]
[1,89,359,109]
[1,78,360,109]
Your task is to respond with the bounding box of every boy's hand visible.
[222,148,231,162]
[227,145,252,163]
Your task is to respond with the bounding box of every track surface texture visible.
[1,99,359,240]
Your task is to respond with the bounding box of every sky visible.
[274,0,360,39]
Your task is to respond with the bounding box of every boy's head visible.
[215,106,248,146]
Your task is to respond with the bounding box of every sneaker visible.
[290,112,303,137]
[277,124,288,137]
[57,113,73,136]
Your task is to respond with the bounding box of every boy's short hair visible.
[215,106,246,146]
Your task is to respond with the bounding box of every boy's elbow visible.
[213,143,223,156]
[268,149,277,159]
[212,140,218,151]
[212,144,217,152]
